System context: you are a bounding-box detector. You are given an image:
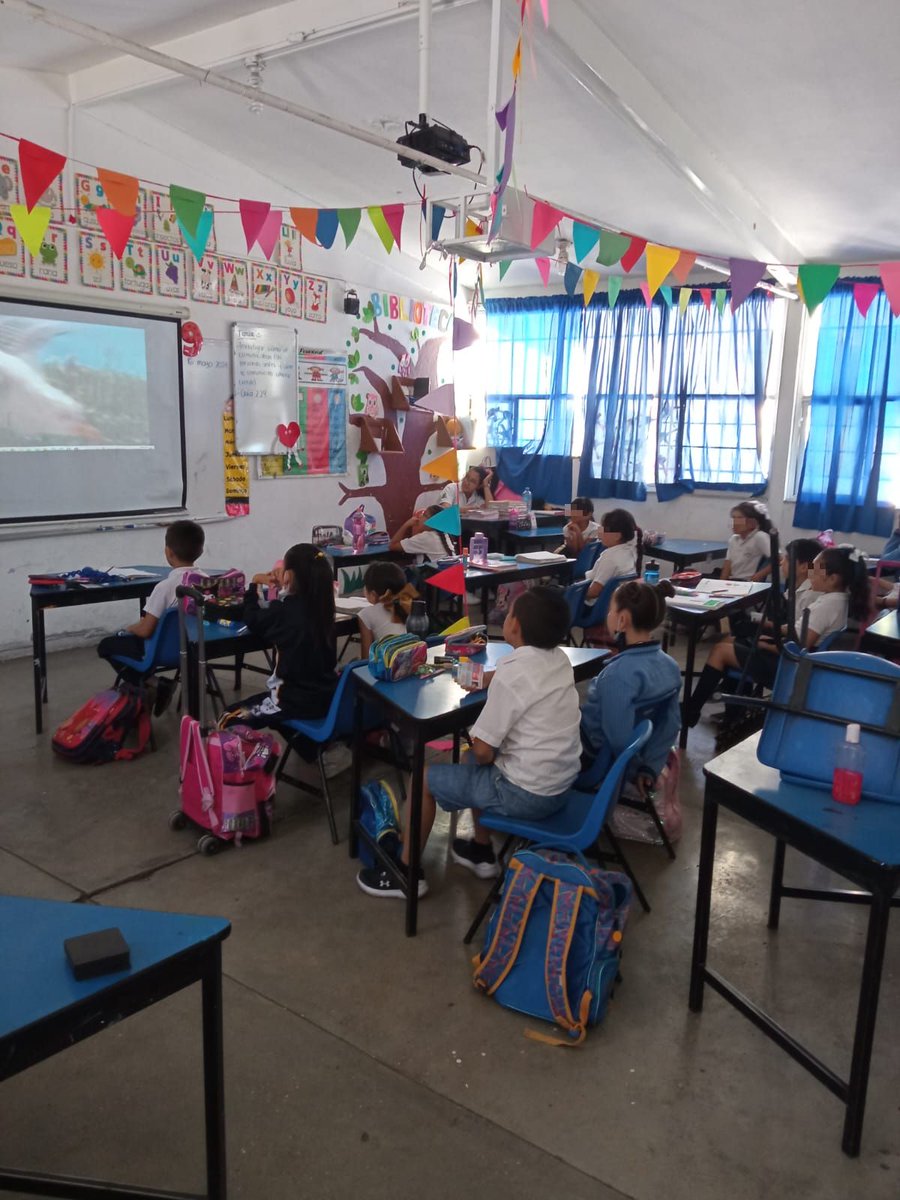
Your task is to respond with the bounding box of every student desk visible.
[860,608,900,657]
[665,581,770,748]
[502,525,567,553]
[323,544,408,580]
[649,539,729,572]
[0,895,230,1198]
[460,559,574,625]
[349,642,609,936]
[31,565,168,735]
[690,734,900,1157]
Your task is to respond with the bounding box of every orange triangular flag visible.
[97,167,139,217]
[512,36,522,79]
[879,263,900,316]
[645,244,680,298]
[671,251,697,286]
[290,207,320,243]
[426,563,466,596]
[424,447,459,483]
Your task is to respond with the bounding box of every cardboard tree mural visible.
[338,298,456,534]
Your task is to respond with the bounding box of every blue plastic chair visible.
[566,572,637,646]
[462,721,653,944]
[571,541,603,580]
[106,609,183,742]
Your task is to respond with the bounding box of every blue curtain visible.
[577,292,660,501]
[655,292,771,501]
[795,285,899,537]
[485,296,581,503]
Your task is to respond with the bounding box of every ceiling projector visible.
[397,114,472,174]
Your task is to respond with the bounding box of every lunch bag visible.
[181,568,246,614]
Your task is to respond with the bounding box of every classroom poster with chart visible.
[258,351,348,478]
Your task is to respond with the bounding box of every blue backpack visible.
[472,848,632,1045]
[357,779,402,868]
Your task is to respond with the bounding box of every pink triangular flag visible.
[729,258,766,312]
[382,204,405,251]
[699,287,712,311]
[530,201,563,250]
[425,563,466,596]
[239,199,270,253]
[539,0,549,24]
[256,209,282,260]
[639,281,652,308]
[853,281,880,319]
[96,207,137,260]
[536,257,551,286]
[879,263,900,316]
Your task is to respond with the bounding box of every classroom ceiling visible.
[3,0,900,285]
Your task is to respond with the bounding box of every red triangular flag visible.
[530,200,564,249]
[425,563,466,596]
[620,236,647,274]
[382,204,405,251]
[853,282,880,319]
[97,167,139,217]
[256,209,282,260]
[239,199,270,252]
[671,251,697,286]
[96,207,137,259]
[290,207,320,243]
[19,138,66,212]
[879,263,900,316]
[699,287,712,311]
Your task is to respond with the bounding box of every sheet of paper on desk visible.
[515,551,568,564]
[696,578,754,596]
[668,592,724,609]
[334,596,370,613]
[106,567,160,580]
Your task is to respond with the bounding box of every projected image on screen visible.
[0,317,150,451]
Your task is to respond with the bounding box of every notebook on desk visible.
[515,551,568,565]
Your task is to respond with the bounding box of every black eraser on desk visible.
[64,927,131,980]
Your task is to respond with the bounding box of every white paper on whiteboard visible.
[232,323,298,453]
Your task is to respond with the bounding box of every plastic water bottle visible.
[469,531,489,566]
[644,560,660,585]
[522,486,532,513]
[833,722,864,805]
[350,507,367,554]
[406,599,430,637]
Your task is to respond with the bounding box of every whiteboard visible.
[232,323,298,453]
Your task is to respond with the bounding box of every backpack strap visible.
[473,858,543,995]
[113,695,152,762]
[181,715,218,826]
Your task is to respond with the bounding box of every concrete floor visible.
[1,643,899,1200]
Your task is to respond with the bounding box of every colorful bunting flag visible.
[672,251,697,286]
[607,276,622,308]
[441,615,471,636]
[536,257,551,286]
[452,317,478,351]
[797,263,839,314]
[620,237,647,274]
[256,209,281,260]
[879,263,900,316]
[498,260,512,281]
[240,199,270,253]
[660,285,673,308]
[596,230,630,268]
[715,288,727,315]
[97,168,138,217]
[18,139,66,212]
[316,209,339,249]
[583,269,600,306]
[699,287,712,311]
[291,207,320,244]
[425,504,461,536]
[182,208,213,262]
[573,221,600,264]
[338,208,361,247]
[729,258,766,312]
[563,262,581,297]
[512,35,522,79]
[426,563,466,596]
[639,281,652,308]
[425,447,459,483]
[382,204,404,251]
[430,204,447,243]
[530,201,563,249]
[96,207,137,259]
[10,203,50,256]
[678,287,692,313]
[368,205,395,253]
[853,281,880,319]
[645,244,680,297]
[170,184,205,237]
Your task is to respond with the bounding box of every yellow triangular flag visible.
[645,244,681,299]
[440,615,472,636]
[678,287,692,314]
[11,203,51,257]
[582,269,600,306]
[512,36,522,79]
[424,447,459,483]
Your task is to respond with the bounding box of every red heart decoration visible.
[276,421,300,449]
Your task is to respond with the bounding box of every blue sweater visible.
[579,641,682,781]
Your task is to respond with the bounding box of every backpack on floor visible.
[368,632,427,681]
[357,778,402,868]
[52,686,151,765]
[611,748,683,845]
[472,848,632,1045]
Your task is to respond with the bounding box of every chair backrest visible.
[575,573,638,630]
[114,607,181,673]
[570,720,653,848]
[564,580,590,629]
[324,659,371,739]
[572,541,603,579]
[815,626,847,653]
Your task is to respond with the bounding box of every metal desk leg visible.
[689,794,719,1012]
[32,598,42,735]
[842,890,891,1157]
[38,605,48,702]
[234,651,243,691]
[405,734,426,938]
[767,839,786,929]
[348,692,364,857]
[679,619,700,749]
[202,942,227,1199]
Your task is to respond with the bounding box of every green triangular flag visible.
[338,208,362,248]
[596,230,630,267]
[715,288,727,315]
[368,206,395,254]
[498,260,512,281]
[182,208,213,263]
[169,184,205,238]
[797,263,840,314]
[607,275,622,308]
[660,284,673,308]
[425,503,461,536]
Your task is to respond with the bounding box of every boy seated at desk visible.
[97,520,205,701]
[356,585,582,899]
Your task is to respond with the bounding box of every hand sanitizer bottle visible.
[832,722,864,805]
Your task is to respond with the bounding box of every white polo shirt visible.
[585,539,639,597]
[144,566,192,619]
[400,529,453,562]
[727,530,770,580]
[359,602,405,641]
[806,591,849,641]
[470,645,582,796]
[439,482,480,509]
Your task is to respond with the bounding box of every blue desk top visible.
[355,642,607,723]
[506,526,566,541]
[0,897,230,1040]
[465,560,571,583]
[652,539,729,557]
[705,734,900,868]
[863,609,900,646]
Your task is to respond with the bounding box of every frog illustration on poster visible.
[304,275,328,323]
[28,224,68,285]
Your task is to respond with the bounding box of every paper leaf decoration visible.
[583,269,600,306]
[338,208,361,247]
[853,281,880,319]
[425,504,461,536]
[563,262,581,297]
[729,258,766,312]
[97,168,139,217]
[240,199,270,252]
[573,221,600,263]
[182,208,214,263]
[879,263,900,316]
[607,276,622,308]
[291,207,320,243]
[596,230,630,267]
[170,184,205,238]
[18,139,66,212]
[797,264,839,314]
[645,244,680,297]
[315,209,339,250]
[96,207,137,259]
[672,251,697,286]
[620,237,647,274]
[368,206,396,254]
[535,257,551,286]
[426,563,466,596]
[425,447,459,482]
[10,203,50,256]
[699,287,712,311]
[531,201,563,249]
[678,287,692,313]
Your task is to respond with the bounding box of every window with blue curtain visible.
[795,284,900,537]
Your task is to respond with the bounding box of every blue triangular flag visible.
[572,221,600,264]
[564,262,582,297]
[425,503,461,536]
[316,209,339,249]
[182,208,213,262]
[430,204,447,243]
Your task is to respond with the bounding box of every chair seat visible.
[279,715,331,739]
[479,787,594,848]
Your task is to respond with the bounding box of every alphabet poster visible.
[0,214,24,277]
[304,275,328,323]
[280,270,303,319]
[251,263,278,313]
[79,230,114,289]
[191,253,220,303]
[76,172,148,239]
[279,223,302,270]
[28,223,68,285]
[221,257,249,307]
[156,244,187,299]
[120,238,153,293]
[0,156,20,207]
[222,398,250,517]
[151,188,181,245]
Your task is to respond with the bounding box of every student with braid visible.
[357,561,418,655]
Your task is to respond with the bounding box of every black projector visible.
[397,115,472,174]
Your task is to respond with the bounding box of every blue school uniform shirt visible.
[579,641,682,782]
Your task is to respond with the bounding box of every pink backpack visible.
[181,569,246,614]
[611,749,682,845]
[179,716,278,844]
[52,687,151,764]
